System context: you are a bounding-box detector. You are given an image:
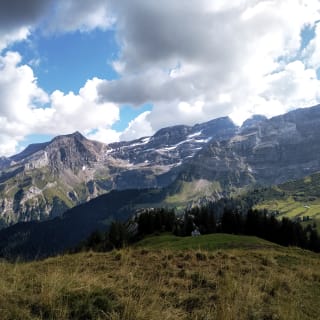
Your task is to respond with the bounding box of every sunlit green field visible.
[135,233,278,250]
[253,172,320,232]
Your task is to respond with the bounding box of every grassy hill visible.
[135,233,278,250]
[0,234,319,320]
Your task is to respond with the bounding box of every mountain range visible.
[1,105,320,227]
[1,104,320,258]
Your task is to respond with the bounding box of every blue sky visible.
[8,29,119,93]
[0,0,320,156]
[7,28,153,147]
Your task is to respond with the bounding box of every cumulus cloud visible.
[34,78,120,135]
[45,0,114,33]
[97,0,320,138]
[108,0,319,72]
[304,23,320,69]
[0,0,53,51]
[86,128,120,144]
[0,28,30,52]
[98,68,199,106]
[0,53,119,155]
[1,0,320,152]
[0,52,48,129]
[120,111,153,141]
[0,0,113,49]
[0,51,46,154]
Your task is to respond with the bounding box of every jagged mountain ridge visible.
[188,105,320,186]
[2,104,320,228]
[107,116,236,166]
[0,117,237,227]
[1,104,320,258]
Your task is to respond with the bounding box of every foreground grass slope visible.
[0,234,319,320]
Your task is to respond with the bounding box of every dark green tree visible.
[108,221,128,248]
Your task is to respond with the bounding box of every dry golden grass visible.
[0,242,319,319]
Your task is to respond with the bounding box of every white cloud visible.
[0,53,120,156]
[1,0,320,151]
[0,51,47,154]
[263,61,320,104]
[0,27,30,52]
[45,0,114,33]
[0,51,48,129]
[230,60,320,124]
[304,23,320,69]
[100,0,320,135]
[120,111,153,141]
[86,128,120,144]
[41,78,120,135]
[0,135,20,156]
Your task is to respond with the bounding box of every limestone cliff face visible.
[45,132,107,172]
[1,104,320,227]
[186,105,320,187]
[236,106,320,184]
[0,133,110,226]
[0,118,237,227]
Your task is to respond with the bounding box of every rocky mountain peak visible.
[241,115,267,130]
[9,132,89,165]
[193,116,238,138]
[71,131,84,138]
[151,125,191,147]
[44,132,107,173]
[2,105,320,229]
[50,131,86,144]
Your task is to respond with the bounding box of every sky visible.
[0,0,320,156]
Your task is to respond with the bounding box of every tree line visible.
[77,198,320,253]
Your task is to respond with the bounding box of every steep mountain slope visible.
[183,104,320,187]
[0,117,237,227]
[242,105,320,184]
[0,187,165,259]
[0,132,110,227]
[2,169,320,260]
[0,107,320,257]
[2,104,320,228]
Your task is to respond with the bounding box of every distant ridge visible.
[0,104,320,229]
[10,142,50,162]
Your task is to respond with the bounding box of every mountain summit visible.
[1,105,320,228]
[0,117,236,226]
